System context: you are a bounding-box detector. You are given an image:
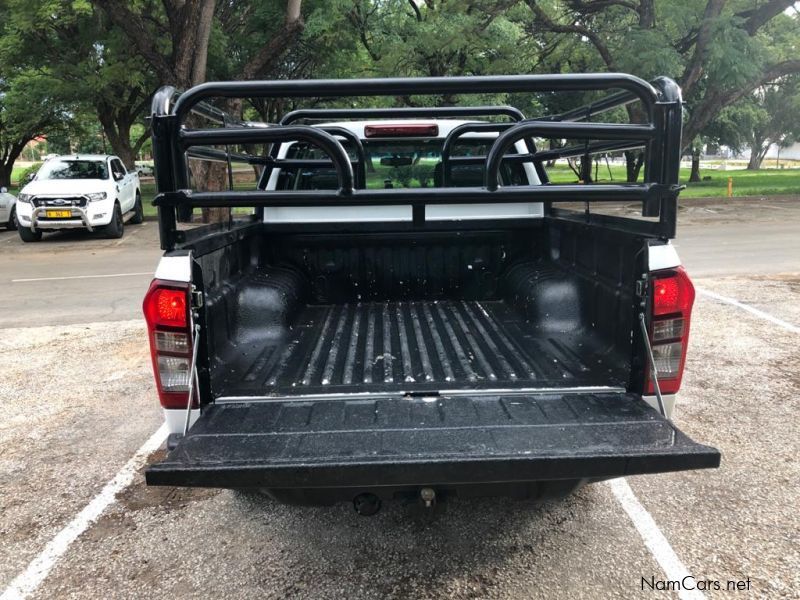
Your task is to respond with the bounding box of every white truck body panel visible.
[154,254,193,282]
[263,120,543,223]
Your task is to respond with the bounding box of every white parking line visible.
[696,287,800,333]
[0,425,168,600]
[607,479,706,600]
[606,287,799,599]
[12,272,152,283]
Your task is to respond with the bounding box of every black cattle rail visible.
[151,73,683,250]
[280,105,526,125]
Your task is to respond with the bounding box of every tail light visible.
[646,266,695,394]
[143,280,195,409]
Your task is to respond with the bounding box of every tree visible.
[93,0,305,90]
[92,0,306,223]
[2,1,156,169]
[347,0,535,104]
[524,0,800,171]
[708,78,800,169]
[0,70,68,188]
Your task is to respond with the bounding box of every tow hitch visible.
[353,493,381,516]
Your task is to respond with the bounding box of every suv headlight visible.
[18,193,32,204]
[86,192,107,202]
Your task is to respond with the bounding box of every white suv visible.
[15,154,142,242]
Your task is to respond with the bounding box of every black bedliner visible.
[215,300,625,398]
[146,392,720,490]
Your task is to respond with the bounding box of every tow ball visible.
[419,487,436,509]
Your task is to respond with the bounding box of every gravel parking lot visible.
[1,200,798,599]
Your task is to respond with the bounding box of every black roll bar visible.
[155,183,673,208]
[440,122,534,186]
[179,126,355,195]
[150,73,682,249]
[173,74,659,123]
[485,122,655,191]
[280,106,525,125]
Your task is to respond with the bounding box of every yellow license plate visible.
[46,210,72,218]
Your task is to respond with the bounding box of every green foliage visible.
[1,0,155,165]
[19,162,43,184]
[708,76,800,167]
[2,0,800,182]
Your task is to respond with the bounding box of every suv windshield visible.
[37,160,109,181]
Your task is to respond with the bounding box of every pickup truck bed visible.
[145,223,720,501]
[203,226,633,400]
[217,298,618,397]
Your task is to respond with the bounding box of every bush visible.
[18,162,42,185]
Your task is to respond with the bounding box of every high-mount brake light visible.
[364,123,439,138]
[143,280,194,409]
[646,266,695,395]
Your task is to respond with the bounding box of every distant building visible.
[763,142,800,160]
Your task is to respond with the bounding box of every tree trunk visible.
[100,122,137,169]
[579,156,592,183]
[746,136,768,170]
[688,148,702,183]
[747,148,763,170]
[624,151,644,182]
[0,164,13,189]
[0,141,27,188]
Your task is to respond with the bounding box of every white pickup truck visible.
[143,74,720,514]
[15,154,143,242]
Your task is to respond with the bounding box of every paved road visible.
[675,198,800,276]
[1,198,798,328]
[0,221,162,328]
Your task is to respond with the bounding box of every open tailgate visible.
[146,392,719,488]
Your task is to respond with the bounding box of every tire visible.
[19,225,42,243]
[104,203,124,239]
[6,206,16,230]
[129,192,144,225]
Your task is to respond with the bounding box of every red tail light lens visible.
[647,267,694,395]
[143,280,195,409]
[364,123,439,138]
[143,286,188,328]
[653,269,695,316]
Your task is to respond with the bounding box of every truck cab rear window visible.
[279,139,527,190]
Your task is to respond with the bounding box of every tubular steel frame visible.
[150,73,683,250]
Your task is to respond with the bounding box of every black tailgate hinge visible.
[190,284,204,310]
[635,273,649,306]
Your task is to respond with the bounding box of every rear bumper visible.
[146,392,720,491]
